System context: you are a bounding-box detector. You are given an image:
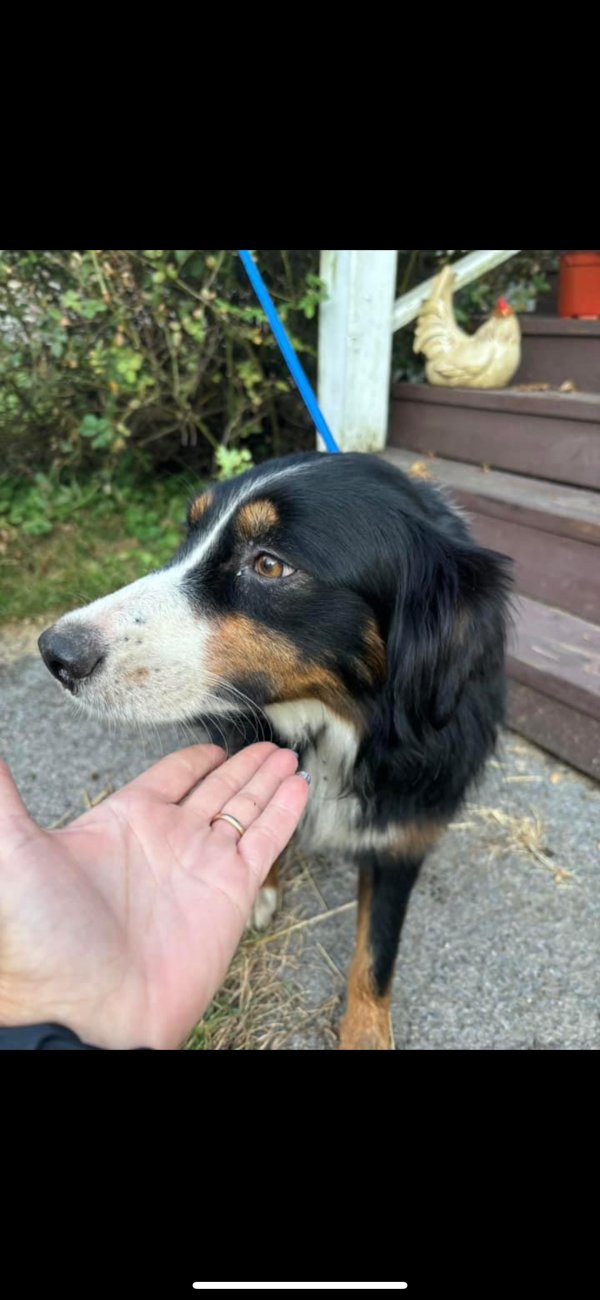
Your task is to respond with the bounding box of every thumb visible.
[0,759,32,824]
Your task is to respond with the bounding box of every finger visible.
[117,745,227,803]
[0,758,30,823]
[207,747,299,842]
[238,773,311,885]
[182,742,284,820]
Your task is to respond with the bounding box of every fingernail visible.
[298,770,311,784]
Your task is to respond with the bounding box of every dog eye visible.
[253,553,294,580]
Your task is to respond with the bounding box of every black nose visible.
[38,624,105,688]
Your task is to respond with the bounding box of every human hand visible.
[0,742,309,1049]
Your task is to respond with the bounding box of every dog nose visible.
[38,624,105,686]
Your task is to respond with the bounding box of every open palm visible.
[0,742,309,1049]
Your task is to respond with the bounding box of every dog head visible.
[38,452,511,742]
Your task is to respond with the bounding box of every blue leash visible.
[238,249,341,454]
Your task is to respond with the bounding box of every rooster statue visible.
[413,265,521,388]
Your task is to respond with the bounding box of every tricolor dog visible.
[39,452,511,1049]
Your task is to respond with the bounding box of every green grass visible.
[0,472,198,624]
[184,995,241,1050]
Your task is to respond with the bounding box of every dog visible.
[38,451,512,1049]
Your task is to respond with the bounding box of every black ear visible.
[387,534,512,735]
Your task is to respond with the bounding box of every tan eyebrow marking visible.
[236,498,279,539]
[189,491,214,524]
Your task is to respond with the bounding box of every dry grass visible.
[449,805,574,885]
[184,939,341,1051]
[47,783,115,828]
[252,901,356,948]
[185,853,348,1051]
[407,460,433,480]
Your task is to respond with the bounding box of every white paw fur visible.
[249,886,278,931]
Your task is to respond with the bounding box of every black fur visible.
[359,854,424,997]
[183,451,512,1020]
[42,448,513,1037]
[184,451,512,823]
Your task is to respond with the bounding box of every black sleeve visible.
[0,1023,153,1050]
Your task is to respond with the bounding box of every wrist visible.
[0,1021,154,1050]
[0,989,121,1051]
[0,1022,102,1050]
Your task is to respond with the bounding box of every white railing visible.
[318,250,521,452]
[392,250,521,331]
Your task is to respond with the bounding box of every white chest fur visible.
[265,698,362,855]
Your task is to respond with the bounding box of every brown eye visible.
[253,553,293,580]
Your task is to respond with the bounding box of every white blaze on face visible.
[51,485,247,722]
[49,461,310,724]
[55,565,219,723]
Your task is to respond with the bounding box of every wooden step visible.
[516,315,600,391]
[506,597,600,781]
[382,448,600,542]
[508,597,600,721]
[389,383,600,489]
[381,449,600,622]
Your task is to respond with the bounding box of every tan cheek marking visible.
[236,499,279,540]
[205,614,360,723]
[189,491,213,524]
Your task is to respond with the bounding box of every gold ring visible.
[209,812,246,837]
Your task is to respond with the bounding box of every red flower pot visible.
[558,251,600,318]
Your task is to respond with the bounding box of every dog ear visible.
[386,534,512,735]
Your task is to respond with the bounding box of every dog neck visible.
[265,697,360,783]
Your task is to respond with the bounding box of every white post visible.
[318,250,398,453]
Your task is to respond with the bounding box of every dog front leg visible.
[339,856,423,1050]
[249,859,280,931]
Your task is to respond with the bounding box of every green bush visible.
[0,467,195,623]
[0,250,559,625]
[0,250,323,480]
[0,249,556,482]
